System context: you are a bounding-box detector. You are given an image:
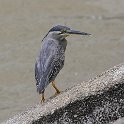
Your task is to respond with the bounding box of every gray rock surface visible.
[2,63,124,124]
[112,117,124,124]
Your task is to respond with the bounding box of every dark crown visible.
[49,25,70,32]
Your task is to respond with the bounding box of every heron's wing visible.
[46,57,64,83]
[41,41,65,83]
[35,40,64,93]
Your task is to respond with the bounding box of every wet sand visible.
[0,0,124,122]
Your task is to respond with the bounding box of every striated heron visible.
[35,25,91,103]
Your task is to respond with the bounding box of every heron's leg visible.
[40,91,45,103]
[52,81,60,95]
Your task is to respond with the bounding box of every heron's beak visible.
[67,29,91,35]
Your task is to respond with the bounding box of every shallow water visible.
[0,0,124,122]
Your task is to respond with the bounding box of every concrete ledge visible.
[2,63,124,124]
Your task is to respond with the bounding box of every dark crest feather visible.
[49,25,70,32]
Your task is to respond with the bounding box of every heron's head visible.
[46,25,91,40]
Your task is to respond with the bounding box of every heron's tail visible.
[36,85,40,93]
[36,83,45,94]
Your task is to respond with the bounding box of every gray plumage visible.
[35,25,91,94]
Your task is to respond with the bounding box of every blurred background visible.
[0,0,124,122]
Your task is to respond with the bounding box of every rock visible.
[112,117,124,124]
[2,63,124,124]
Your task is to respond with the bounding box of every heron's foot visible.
[54,90,61,96]
[40,97,45,103]
[40,93,45,104]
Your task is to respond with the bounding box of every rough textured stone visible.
[1,63,124,124]
[112,117,124,124]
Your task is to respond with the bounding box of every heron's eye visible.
[60,29,67,34]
